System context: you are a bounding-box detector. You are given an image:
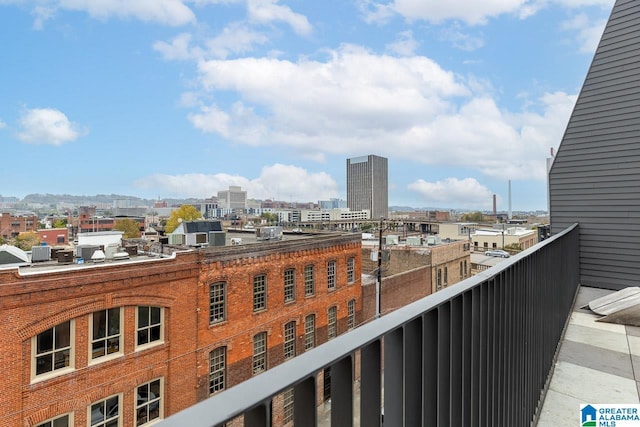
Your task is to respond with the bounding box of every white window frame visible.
[209,346,226,395]
[31,320,75,382]
[136,306,164,351]
[327,306,337,339]
[327,260,336,290]
[347,299,356,330]
[304,314,315,351]
[89,308,123,364]
[252,332,267,375]
[284,321,296,360]
[135,378,163,426]
[36,413,73,427]
[347,257,355,284]
[88,394,121,427]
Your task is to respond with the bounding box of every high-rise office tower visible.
[346,154,388,219]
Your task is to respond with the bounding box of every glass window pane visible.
[150,307,161,324]
[107,337,119,354]
[36,355,52,375]
[55,322,70,348]
[138,307,149,328]
[108,309,120,335]
[138,329,148,345]
[37,328,53,353]
[53,415,70,427]
[150,379,160,397]
[150,325,161,342]
[54,349,69,369]
[93,312,106,339]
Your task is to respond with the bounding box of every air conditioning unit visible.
[31,245,51,262]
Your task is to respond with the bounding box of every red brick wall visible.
[361,265,432,322]
[0,234,362,426]
[37,228,69,246]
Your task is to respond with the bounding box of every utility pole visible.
[376,216,384,318]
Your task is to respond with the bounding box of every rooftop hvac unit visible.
[31,245,51,262]
[124,245,138,257]
[57,250,74,264]
[209,231,226,247]
[406,236,423,246]
[104,245,118,259]
[386,235,399,245]
[77,245,101,261]
[168,234,185,245]
[113,252,130,260]
[91,249,106,263]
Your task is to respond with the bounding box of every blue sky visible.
[0,0,615,211]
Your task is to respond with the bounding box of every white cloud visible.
[386,30,419,56]
[247,0,312,36]
[0,120,6,129]
[14,0,196,28]
[362,0,613,26]
[17,108,85,146]
[186,44,576,183]
[438,25,485,51]
[408,177,494,208]
[205,23,269,58]
[561,13,607,53]
[153,33,204,61]
[365,0,529,26]
[134,164,338,200]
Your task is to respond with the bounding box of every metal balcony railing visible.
[159,223,580,427]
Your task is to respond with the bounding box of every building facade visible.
[0,234,361,427]
[346,155,388,220]
[217,186,247,211]
[0,212,39,239]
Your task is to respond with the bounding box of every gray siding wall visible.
[550,0,640,289]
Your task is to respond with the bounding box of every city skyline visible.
[0,0,615,211]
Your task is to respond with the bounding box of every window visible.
[253,332,267,374]
[347,299,356,330]
[347,257,355,283]
[464,260,468,277]
[34,320,72,377]
[284,269,296,303]
[304,315,315,350]
[437,268,442,290]
[492,242,497,248]
[209,347,226,395]
[137,306,163,347]
[136,379,162,426]
[253,274,267,312]
[327,260,336,290]
[284,321,296,360]
[209,282,226,323]
[460,261,463,279]
[283,388,294,424]
[483,242,488,248]
[444,267,448,285]
[91,307,121,359]
[89,395,119,427]
[304,265,315,297]
[91,308,121,360]
[327,306,337,340]
[36,414,70,427]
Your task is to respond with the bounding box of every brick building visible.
[360,240,470,320]
[0,233,361,427]
[37,228,69,246]
[0,212,39,239]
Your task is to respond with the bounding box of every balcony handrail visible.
[160,223,580,427]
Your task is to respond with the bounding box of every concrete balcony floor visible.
[537,286,640,426]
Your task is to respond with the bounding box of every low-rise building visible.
[0,233,361,427]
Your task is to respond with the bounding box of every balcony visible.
[159,224,582,426]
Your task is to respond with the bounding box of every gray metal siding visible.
[550,0,640,289]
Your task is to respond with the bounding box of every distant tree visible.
[165,205,202,233]
[13,231,40,251]
[52,219,67,228]
[461,211,483,222]
[360,223,373,232]
[260,212,278,225]
[504,243,522,252]
[113,218,141,238]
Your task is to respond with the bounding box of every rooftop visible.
[537,286,640,425]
